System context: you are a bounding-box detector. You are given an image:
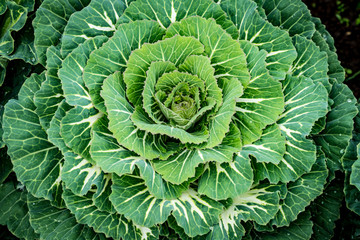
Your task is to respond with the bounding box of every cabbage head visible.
[0,0,358,239]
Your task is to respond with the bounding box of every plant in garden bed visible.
[0,0,359,239]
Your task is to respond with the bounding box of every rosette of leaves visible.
[1,0,358,239]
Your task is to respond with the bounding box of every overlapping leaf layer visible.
[0,0,358,239]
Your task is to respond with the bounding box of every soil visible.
[303,0,360,98]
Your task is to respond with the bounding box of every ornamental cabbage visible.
[0,0,358,239]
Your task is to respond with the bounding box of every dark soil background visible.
[303,0,360,98]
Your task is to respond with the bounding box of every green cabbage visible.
[0,0,358,239]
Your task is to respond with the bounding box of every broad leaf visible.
[62,188,158,239]
[221,0,297,80]
[111,175,223,238]
[34,46,63,130]
[84,20,165,111]
[258,0,315,38]
[165,16,250,86]
[198,152,253,200]
[252,211,313,240]
[61,0,126,57]
[28,194,106,240]
[0,182,39,240]
[314,82,358,172]
[256,75,328,183]
[118,0,239,38]
[59,36,108,107]
[3,73,63,201]
[33,0,91,65]
[271,153,328,227]
[102,71,177,160]
[124,35,204,106]
[234,40,284,146]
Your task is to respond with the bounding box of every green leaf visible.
[102,71,177,160]
[351,147,360,191]
[229,184,284,226]
[167,215,204,240]
[0,57,7,87]
[152,71,215,129]
[34,46,63,130]
[61,152,105,196]
[153,146,236,185]
[154,91,215,130]
[343,134,360,215]
[311,116,326,135]
[131,107,209,144]
[252,211,313,240]
[310,177,343,240]
[271,152,328,227]
[28,194,106,240]
[178,55,223,111]
[153,149,208,185]
[47,100,72,153]
[198,152,253,200]
[0,182,39,240]
[204,78,243,148]
[242,124,286,164]
[0,60,34,148]
[233,40,284,146]
[90,116,142,173]
[124,35,204,106]
[60,106,103,161]
[170,190,223,237]
[2,18,38,64]
[111,174,174,227]
[0,1,28,56]
[3,73,63,201]
[221,0,297,80]
[59,36,108,107]
[142,61,177,124]
[111,175,223,238]
[84,20,165,111]
[62,188,159,239]
[291,35,330,91]
[118,0,239,39]
[258,0,315,38]
[256,75,328,183]
[313,82,358,172]
[33,0,91,65]
[311,18,345,82]
[155,71,205,94]
[345,172,360,215]
[61,0,128,57]
[205,213,245,240]
[0,0,6,15]
[165,16,250,87]
[278,75,328,135]
[91,116,188,200]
